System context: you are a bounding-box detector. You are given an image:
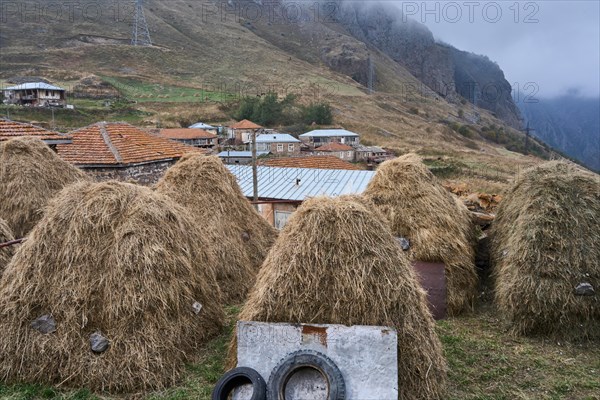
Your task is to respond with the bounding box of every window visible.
[347,151,352,158]
[277,143,284,152]
[288,143,294,152]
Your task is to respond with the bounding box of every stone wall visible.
[81,160,176,185]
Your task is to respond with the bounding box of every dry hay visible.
[491,161,600,340]
[0,181,224,392]
[363,153,478,315]
[232,196,447,399]
[0,218,14,275]
[155,155,277,304]
[0,137,88,238]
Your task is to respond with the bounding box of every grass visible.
[0,304,597,399]
[99,77,235,104]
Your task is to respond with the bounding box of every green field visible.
[100,77,236,104]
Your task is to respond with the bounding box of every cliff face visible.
[332,1,523,129]
[520,96,600,171]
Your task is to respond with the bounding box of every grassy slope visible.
[0,304,598,400]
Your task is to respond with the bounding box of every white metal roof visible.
[300,129,359,138]
[227,165,375,201]
[188,122,216,129]
[218,151,270,158]
[256,133,300,143]
[4,82,65,91]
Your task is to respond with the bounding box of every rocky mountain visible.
[331,1,523,129]
[520,96,600,171]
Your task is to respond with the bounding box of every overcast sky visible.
[392,0,600,98]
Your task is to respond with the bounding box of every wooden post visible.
[252,129,259,211]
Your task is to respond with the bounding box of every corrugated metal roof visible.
[227,165,375,201]
[218,151,270,158]
[4,82,65,91]
[300,129,359,138]
[256,133,300,143]
[188,122,215,129]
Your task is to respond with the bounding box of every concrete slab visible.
[234,321,398,400]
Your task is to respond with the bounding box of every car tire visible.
[267,350,346,400]
[212,366,267,400]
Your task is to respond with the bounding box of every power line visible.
[131,0,152,46]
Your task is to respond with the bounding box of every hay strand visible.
[0,218,14,276]
[491,161,600,340]
[232,195,447,399]
[0,181,224,392]
[363,153,478,315]
[156,155,277,304]
[0,137,88,237]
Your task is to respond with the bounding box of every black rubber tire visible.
[267,350,346,400]
[212,367,267,400]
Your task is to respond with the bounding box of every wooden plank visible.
[413,261,447,320]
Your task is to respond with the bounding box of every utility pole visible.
[131,0,152,46]
[251,128,259,211]
[522,122,535,155]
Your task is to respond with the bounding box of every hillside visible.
[0,0,554,190]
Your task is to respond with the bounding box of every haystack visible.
[232,196,447,399]
[155,155,277,304]
[0,136,88,237]
[0,181,224,392]
[363,153,478,315]
[0,218,14,275]
[491,161,600,340]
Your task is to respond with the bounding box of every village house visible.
[299,128,360,147]
[217,150,270,164]
[2,82,66,107]
[227,165,375,229]
[158,128,218,149]
[313,142,356,161]
[354,145,389,162]
[252,133,301,155]
[57,122,204,184]
[228,119,263,144]
[0,119,72,150]
[259,155,360,170]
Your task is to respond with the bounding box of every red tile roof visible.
[315,142,354,152]
[159,128,217,140]
[260,155,361,170]
[230,119,262,130]
[57,122,205,166]
[0,119,71,143]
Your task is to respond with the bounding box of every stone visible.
[192,301,203,314]
[396,236,410,251]
[574,283,595,296]
[90,332,110,353]
[31,314,56,334]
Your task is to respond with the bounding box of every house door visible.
[274,211,292,230]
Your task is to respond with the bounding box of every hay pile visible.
[0,137,88,237]
[491,161,600,340]
[0,218,14,275]
[233,196,447,399]
[363,153,478,315]
[156,155,277,304]
[0,181,224,392]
